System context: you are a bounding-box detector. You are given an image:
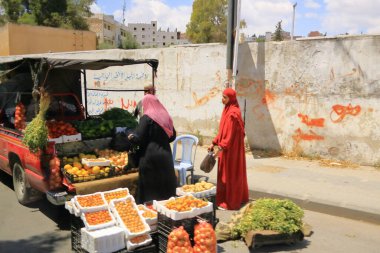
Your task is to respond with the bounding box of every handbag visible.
[200,152,216,173]
[126,144,140,170]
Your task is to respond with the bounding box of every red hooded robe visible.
[213,88,249,210]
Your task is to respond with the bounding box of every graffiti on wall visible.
[330,104,361,123]
[292,128,324,143]
[298,113,325,128]
[186,86,221,109]
[86,90,137,115]
[92,71,149,87]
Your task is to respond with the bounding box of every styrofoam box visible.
[176,186,217,198]
[149,223,157,232]
[109,196,151,239]
[81,226,125,253]
[63,133,82,143]
[82,158,111,167]
[137,204,157,226]
[81,209,117,231]
[65,200,74,215]
[153,196,213,221]
[48,136,63,144]
[101,188,130,204]
[126,233,152,251]
[74,192,108,213]
[71,199,81,217]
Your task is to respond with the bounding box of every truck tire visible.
[12,163,34,205]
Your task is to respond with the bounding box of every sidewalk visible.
[191,146,380,225]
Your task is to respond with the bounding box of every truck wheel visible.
[12,163,34,205]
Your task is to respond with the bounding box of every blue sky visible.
[92,0,380,37]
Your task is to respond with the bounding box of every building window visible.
[142,28,145,31]
[153,23,156,27]
[153,38,155,41]
[163,36,166,39]
[134,35,137,38]
[163,42,166,46]
[108,25,111,30]
[142,42,145,45]
[171,36,174,39]
[142,35,145,38]
[153,31,155,35]
[134,27,137,30]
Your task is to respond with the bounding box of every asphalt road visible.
[1,172,380,253]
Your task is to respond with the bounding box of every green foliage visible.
[231,198,304,237]
[23,92,50,153]
[119,31,140,49]
[186,0,228,43]
[1,0,24,22]
[97,41,115,50]
[0,0,93,30]
[273,21,284,41]
[256,37,266,42]
[17,12,36,25]
[100,108,138,129]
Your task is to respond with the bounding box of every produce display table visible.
[73,173,138,196]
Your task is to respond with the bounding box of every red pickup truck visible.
[0,51,158,205]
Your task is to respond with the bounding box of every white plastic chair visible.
[172,134,199,186]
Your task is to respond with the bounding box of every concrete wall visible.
[237,35,380,165]
[0,25,10,55]
[0,23,96,56]
[84,35,379,165]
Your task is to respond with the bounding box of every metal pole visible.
[232,0,241,89]
[291,2,297,40]
[226,0,235,87]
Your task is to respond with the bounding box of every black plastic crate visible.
[113,243,157,253]
[157,211,214,237]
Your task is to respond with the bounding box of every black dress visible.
[131,115,177,204]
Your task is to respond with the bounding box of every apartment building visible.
[87,14,183,48]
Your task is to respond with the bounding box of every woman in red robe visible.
[209,88,249,210]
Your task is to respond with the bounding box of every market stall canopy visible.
[0,49,158,71]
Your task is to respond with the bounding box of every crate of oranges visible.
[81,209,116,231]
[109,196,151,239]
[154,195,213,221]
[137,204,158,225]
[101,188,130,204]
[73,192,108,213]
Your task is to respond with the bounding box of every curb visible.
[249,190,380,226]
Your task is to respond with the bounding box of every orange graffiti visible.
[186,86,221,109]
[262,89,276,105]
[297,113,325,127]
[103,97,114,111]
[330,104,361,123]
[293,128,324,143]
[120,98,137,110]
[235,78,266,97]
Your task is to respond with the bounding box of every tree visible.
[273,20,283,41]
[0,0,94,30]
[119,32,140,49]
[186,0,228,43]
[1,0,25,22]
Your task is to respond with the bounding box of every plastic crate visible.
[71,215,85,252]
[157,211,214,237]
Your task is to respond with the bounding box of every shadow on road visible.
[0,232,70,253]
[0,171,70,231]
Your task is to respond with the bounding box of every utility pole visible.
[291,2,297,40]
[122,0,126,24]
[226,0,235,87]
[232,0,241,89]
